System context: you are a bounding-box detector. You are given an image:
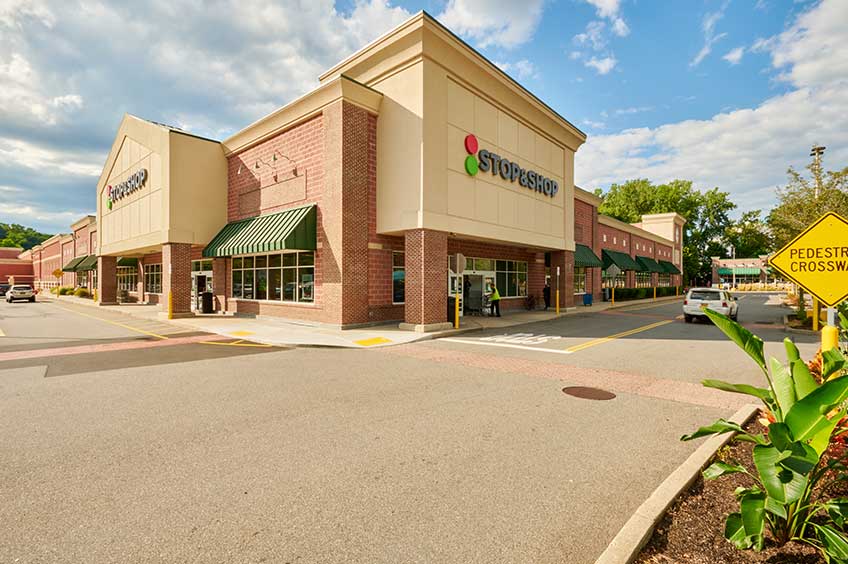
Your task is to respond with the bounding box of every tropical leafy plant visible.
[682,308,848,560]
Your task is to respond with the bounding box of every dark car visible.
[0,284,9,297]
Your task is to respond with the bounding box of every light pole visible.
[810,145,825,199]
[728,244,736,290]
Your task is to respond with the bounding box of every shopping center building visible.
[17,12,685,329]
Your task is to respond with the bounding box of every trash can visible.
[583,293,593,306]
[201,291,214,314]
[447,295,456,325]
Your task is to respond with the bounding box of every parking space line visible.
[440,338,573,355]
[49,303,169,340]
[564,319,674,353]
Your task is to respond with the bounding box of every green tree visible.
[768,162,848,248]
[725,210,772,258]
[596,179,736,285]
[0,223,52,250]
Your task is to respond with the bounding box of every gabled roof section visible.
[319,11,586,146]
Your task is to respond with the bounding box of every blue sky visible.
[0,0,846,234]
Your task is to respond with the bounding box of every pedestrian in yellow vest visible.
[490,286,501,317]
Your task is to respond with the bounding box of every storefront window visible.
[658,273,671,287]
[602,270,625,288]
[117,266,138,292]
[144,264,162,294]
[231,251,314,303]
[494,260,527,297]
[192,259,213,272]
[636,272,652,288]
[574,266,586,294]
[392,252,405,304]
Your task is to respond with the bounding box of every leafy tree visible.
[0,223,52,250]
[725,210,773,258]
[768,161,848,248]
[596,179,736,285]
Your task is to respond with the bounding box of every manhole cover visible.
[562,386,616,401]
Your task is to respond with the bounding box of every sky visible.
[1,0,846,234]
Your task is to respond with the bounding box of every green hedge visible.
[73,288,90,298]
[611,286,680,301]
[57,286,74,295]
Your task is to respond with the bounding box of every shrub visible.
[73,288,89,298]
[682,308,848,559]
[57,286,73,295]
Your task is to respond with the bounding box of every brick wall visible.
[405,229,448,326]
[162,243,192,314]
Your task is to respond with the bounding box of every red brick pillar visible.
[213,258,228,312]
[402,229,449,331]
[528,252,546,309]
[162,243,192,317]
[97,256,117,305]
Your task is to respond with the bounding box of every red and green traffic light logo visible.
[464,134,479,176]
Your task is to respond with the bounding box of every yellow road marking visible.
[565,320,674,353]
[354,337,393,347]
[229,330,255,337]
[199,340,273,348]
[0,328,5,337]
[50,303,169,340]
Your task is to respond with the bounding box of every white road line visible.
[440,338,573,354]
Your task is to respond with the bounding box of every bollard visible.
[454,291,460,329]
[93,288,97,302]
[653,286,657,301]
[823,325,839,353]
[555,289,560,315]
[168,291,173,320]
[612,287,615,306]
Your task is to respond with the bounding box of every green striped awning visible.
[574,244,603,268]
[62,256,85,272]
[659,260,681,274]
[76,255,98,272]
[718,267,760,275]
[636,255,665,273]
[602,249,641,271]
[117,257,138,267]
[203,204,317,258]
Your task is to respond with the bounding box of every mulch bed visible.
[634,419,827,564]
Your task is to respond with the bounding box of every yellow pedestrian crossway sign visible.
[768,212,848,307]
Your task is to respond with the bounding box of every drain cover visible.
[562,386,616,400]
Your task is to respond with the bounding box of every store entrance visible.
[191,271,213,311]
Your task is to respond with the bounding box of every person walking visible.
[542,281,551,310]
[490,285,501,317]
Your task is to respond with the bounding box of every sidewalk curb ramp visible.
[594,402,761,564]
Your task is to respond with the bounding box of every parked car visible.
[6,284,35,303]
[683,287,738,323]
[0,283,9,297]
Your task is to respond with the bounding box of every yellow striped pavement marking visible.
[0,328,5,337]
[565,319,674,353]
[50,303,169,340]
[229,330,255,337]
[354,337,393,347]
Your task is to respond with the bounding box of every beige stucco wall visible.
[97,115,226,256]
[322,12,584,251]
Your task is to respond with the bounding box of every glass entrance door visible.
[191,271,213,311]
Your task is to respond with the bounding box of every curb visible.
[605,295,682,310]
[782,314,818,336]
[593,402,761,564]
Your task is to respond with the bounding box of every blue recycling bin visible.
[583,293,593,306]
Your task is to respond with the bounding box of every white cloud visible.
[723,46,745,65]
[495,59,538,80]
[615,106,653,115]
[583,0,628,35]
[574,20,607,51]
[585,56,617,75]
[0,0,55,29]
[439,0,545,49]
[611,17,630,37]
[577,0,848,213]
[0,203,87,224]
[582,119,606,129]
[690,2,729,67]
[0,137,101,176]
[0,52,83,127]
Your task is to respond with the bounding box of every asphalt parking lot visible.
[0,293,816,563]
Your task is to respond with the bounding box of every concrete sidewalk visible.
[42,293,682,349]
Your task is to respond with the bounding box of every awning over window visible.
[636,255,665,273]
[602,249,641,271]
[203,204,317,258]
[659,260,681,274]
[62,256,85,272]
[76,255,98,272]
[574,244,603,268]
[718,267,760,275]
[117,257,138,267]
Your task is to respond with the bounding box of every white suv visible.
[6,284,35,303]
[683,287,738,323]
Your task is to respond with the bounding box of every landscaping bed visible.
[635,417,845,564]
